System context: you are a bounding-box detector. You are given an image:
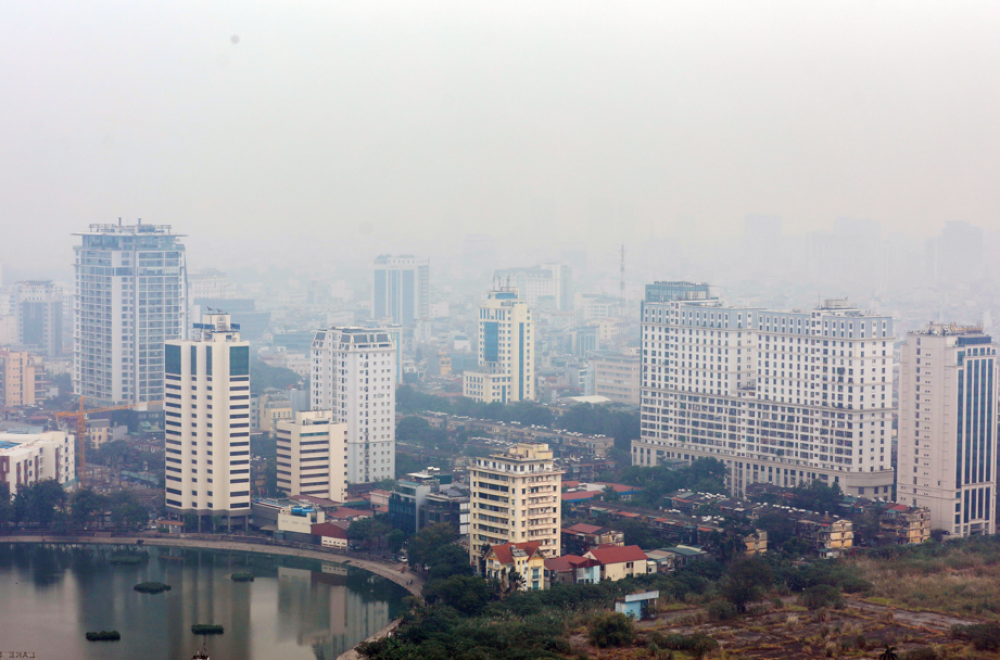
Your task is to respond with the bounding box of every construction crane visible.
[55,397,162,487]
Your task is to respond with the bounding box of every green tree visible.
[719,558,774,613]
[422,574,495,616]
[347,515,392,550]
[407,522,458,569]
[0,483,12,529]
[108,491,148,531]
[70,488,108,530]
[587,612,635,648]
[16,479,66,526]
[387,529,405,554]
[426,544,472,582]
[602,484,621,502]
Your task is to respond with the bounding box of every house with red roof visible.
[311,522,349,549]
[485,542,547,591]
[584,544,649,581]
[543,554,602,585]
[561,522,625,556]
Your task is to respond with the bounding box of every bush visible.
[231,572,255,582]
[799,585,844,610]
[85,631,121,641]
[192,624,225,635]
[651,633,718,660]
[901,648,938,660]
[707,599,738,621]
[952,623,1000,651]
[134,582,171,594]
[587,612,635,648]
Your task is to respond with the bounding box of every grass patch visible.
[86,631,121,641]
[231,572,255,582]
[134,582,172,594]
[192,624,224,635]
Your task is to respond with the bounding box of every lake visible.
[0,543,408,660]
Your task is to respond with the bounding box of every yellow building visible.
[485,542,547,591]
[583,545,649,581]
[744,530,768,555]
[470,443,562,569]
[0,350,45,407]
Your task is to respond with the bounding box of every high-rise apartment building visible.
[493,264,572,311]
[463,286,534,404]
[164,313,251,529]
[591,351,641,405]
[633,288,895,497]
[897,325,997,537]
[74,222,188,405]
[0,350,46,407]
[372,255,429,327]
[311,327,396,485]
[276,410,349,503]
[469,443,562,570]
[14,281,63,357]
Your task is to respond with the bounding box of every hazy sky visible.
[2,1,999,273]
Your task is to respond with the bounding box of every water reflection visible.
[0,543,407,660]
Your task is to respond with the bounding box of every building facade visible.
[591,352,641,405]
[0,350,46,407]
[311,327,396,484]
[372,255,429,328]
[463,287,535,403]
[469,443,562,570]
[14,281,63,357]
[0,431,75,496]
[633,289,895,498]
[493,264,572,311]
[163,314,251,528]
[74,222,188,405]
[276,410,348,503]
[896,325,997,537]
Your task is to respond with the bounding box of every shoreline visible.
[0,534,423,596]
[3,533,418,658]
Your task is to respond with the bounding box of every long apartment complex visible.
[469,442,562,570]
[74,222,188,404]
[276,410,349,503]
[0,431,75,496]
[164,314,252,529]
[897,325,997,537]
[311,327,396,485]
[463,286,535,404]
[633,282,895,497]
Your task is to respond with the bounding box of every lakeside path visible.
[0,534,424,597]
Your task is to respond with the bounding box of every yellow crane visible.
[55,397,162,486]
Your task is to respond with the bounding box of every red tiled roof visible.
[562,491,598,501]
[311,522,349,539]
[564,523,603,535]
[595,483,642,493]
[490,541,542,565]
[585,544,648,565]
[327,507,373,520]
[563,480,582,488]
[545,555,600,571]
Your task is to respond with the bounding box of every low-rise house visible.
[544,554,602,585]
[744,530,768,555]
[311,522,349,549]
[796,517,853,557]
[880,504,931,544]
[658,545,709,570]
[562,523,625,556]
[584,544,649,581]
[485,542,547,591]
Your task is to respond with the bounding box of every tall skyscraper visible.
[311,327,396,485]
[164,313,252,529]
[14,281,63,357]
[462,286,535,404]
[633,288,895,497]
[469,442,562,569]
[276,410,349,503]
[372,255,429,327]
[897,325,997,537]
[74,221,188,405]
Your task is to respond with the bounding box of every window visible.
[230,345,250,376]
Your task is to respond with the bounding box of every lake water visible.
[0,543,408,660]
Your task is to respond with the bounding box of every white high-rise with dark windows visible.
[311,327,396,485]
[164,313,252,529]
[897,325,997,537]
[74,221,187,405]
[372,255,429,328]
[633,283,895,498]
